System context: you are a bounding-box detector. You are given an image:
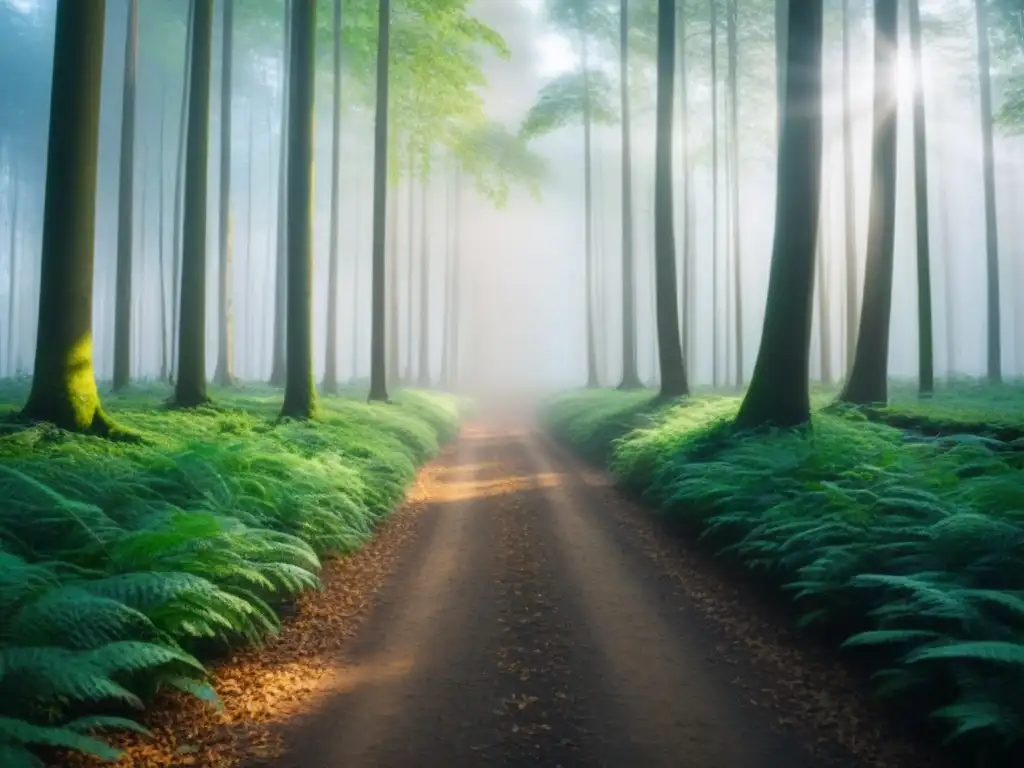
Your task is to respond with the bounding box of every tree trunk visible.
[450,170,463,388]
[269,3,291,387]
[171,0,195,382]
[6,151,19,375]
[405,148,415,383]
[22,0,112,433]
[158,77,169,381]
[439,165,452,387]
[172,0,214,408]
[817,192,833,384]
[655,0,688,398]
[677,1,694,374]
[618,0,641,390]
[709,0,720,387]
[908,0,934,396]
[281,0,317,420]
[137,139,148,379]
[734,0,824,430]
[368,0,392,403]
[841,0,858,373]
[581,33,599,389]
[322,0,344,395]
[727,0,742,386]
[213,0,235,386]
[417,174,431,387]
[244,104,255,380]
[838,0,899,406]
[352,160,363,381]
[112,0,138,392]
[974,0,1002,383]
[387,170,401,388]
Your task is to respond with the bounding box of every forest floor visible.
[59,405,943,768]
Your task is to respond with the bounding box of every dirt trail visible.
[260,421,931,768]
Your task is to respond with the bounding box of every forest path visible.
[258,415,927,768]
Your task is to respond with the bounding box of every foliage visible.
[452,121,549,205]
[543,386,1024,763]
[0,383,463,765]
[519,69,619,140]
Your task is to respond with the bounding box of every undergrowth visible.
[543,386,1024,765]
[0,381,463,767]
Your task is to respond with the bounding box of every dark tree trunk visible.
[6,150,19,375]
[171,0,195,382]
[158,77,169,381]
[417,175,431,387]
[908,0,934,396]
[734,0,824,430]
[22,0,112,433]
[709,0,720,387]
[213,0,235,386]
[838,0,899,406]
[281,0,317,420]
[112,0,138,392]
[581,31,599,389]
[727,0,742,386]
[841,0,858,373]
[322,0,344,395]
[368,0,392,402]
[269,3,291,387]
[172,0,214,408]
[655,0,688,398]
[974,0,1002,383]
[618,0,641,390]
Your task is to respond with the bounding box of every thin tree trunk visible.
[417,174,431,386]
[322,0,344,394]
[450,170,463,388]
[974,0,1002,383]
[817,188,833,384]
[388,168,401,387]
[405,146,415,382]
[281,0,317,420]
[908,0,934,395]
[171,0,195,382]
[368,0,392,402]
[137,139,147,379]
[727,0,742,386]
[112,0,138,392]
[709,0,720,387]
[213,0,235,386]
[158,77,169,381]
[6,151,19,375]
[269,3,291,386]
[839,0,900,406]
[22,0,112,433]
[618,0,641,390]
[173,0,214,408]
[841,0,858,373]
[581,31,599,388]
[439,164,452,387]
[734,0,824,429]
[244,103,255,379]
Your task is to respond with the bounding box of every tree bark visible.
[172,0,214,408]
[709,0,720,387]
[734,0,824,430]
[974,0,1002,383]
[281,0,317,420]
[158,77,169,381]
[322,0,344,395]
[22,0,112,433]
[839,0,899,406]
[112,0,138,392]
[171,0,195,382]
[269,2,291,387]
[817,190,833,384]
[213,0,235,386]
[368,0,392,402]
[841,0,858,373]
[677,1,695,374]
[618,0,641,390]
[727,0,743,386]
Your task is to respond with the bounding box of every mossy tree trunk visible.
[22,0,112,434]
[733,0,824,430]
[270,3,291,387]
[838,0,899,406]
[213,0,235,386]
[112,0,138,393]
[281,0,317,420]
[368,0,392,403]
[322,0,344,395]
[173,0,214,408]
[618,0,641,391]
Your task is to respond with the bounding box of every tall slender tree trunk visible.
[734,0,824,429]
[137,140,148,379]
[937,142,955,377]
[352,161,363,381]
[405,147,415,382]
[581,32,599,388]
[709,0,720,387]
[171,0,195,382]
[368,0,392,402]
[322,0,344,394]
[417,175,431,386]
[655,0,688,398]
[908,0,934,395]
[817,189,833,384]
[281,0,317,420]
[618,0,641,390]
[112,0,138,392]
[244,105,255,379]
[22,0,112,433]
[677,1,693,374]
[388,173,401,387]
[439,166,452,387]
[173,0,214,408]
[269,4,291,387]
[839,0,899,406]
[841,0,858,373]
[727,0,742,386]
[213,0,235,386]
[974,0,1002,383]
[158,78,169,381]
[450,170,463,388]
[6,151,19,375]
